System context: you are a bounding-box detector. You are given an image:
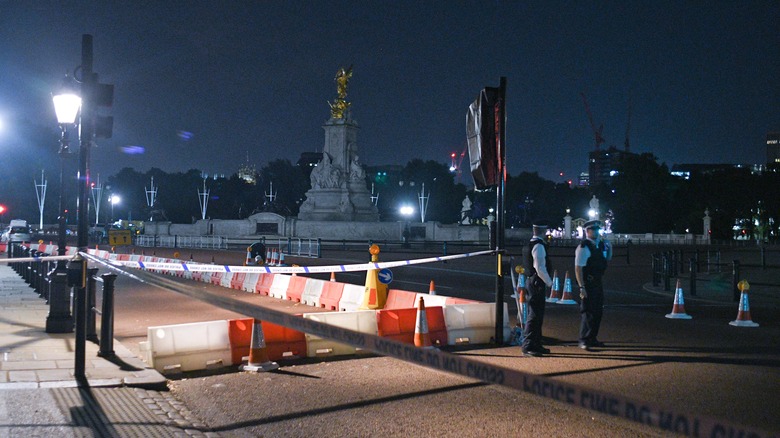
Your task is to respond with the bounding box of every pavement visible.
[0,261,218,437]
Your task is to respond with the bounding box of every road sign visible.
[108,229,132,246]
[378,268,393,284]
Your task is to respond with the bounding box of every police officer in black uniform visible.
[521,220,553,357]
[575,220,612,350]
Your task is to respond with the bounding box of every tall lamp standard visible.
[52,76,81,269]
[110,194,120,222]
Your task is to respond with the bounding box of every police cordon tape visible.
[99,249,495,274]
[0,255,72,264]
[82,251,775,438]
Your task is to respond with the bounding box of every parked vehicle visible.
[1,220,32,247]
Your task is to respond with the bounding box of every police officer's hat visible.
[532,220,549,229]
[583,220,602,230]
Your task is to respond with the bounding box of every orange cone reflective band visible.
[414,297,434,348]
[240,319,279,372]
[665,280,692,319]
[546,270,561,303]
[557,271,577,305]
[730,280,758,327]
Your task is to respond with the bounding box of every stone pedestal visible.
[298,116,379,222]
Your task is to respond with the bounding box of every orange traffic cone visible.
[244,246,252,266]
[240,319,280,372]
[517,288,528,330]
[730,280,759,327]
[429,280,436,295]
[278,251,286,266]
[414,297,435,349]
[665,280,692,319]
[546,270,561,303]
[330,272,336,282]
[557,272,577,305]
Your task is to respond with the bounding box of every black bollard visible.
[98,273,117,357]
[86,267,99,343]
[731,260,740,302]
[45,272,74,333]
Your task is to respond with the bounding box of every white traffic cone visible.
[557,272,577,305]
[730,280,759,327]
[414,297,435,349]
[244,246,252,266]
[546,270,561,303]
[240,319,279,372]
[665,279,692,319]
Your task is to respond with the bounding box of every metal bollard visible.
[317,238,322,259]
[663,254,671,291]
[86,268,99,343]
[652,253,660,287]
[731,260,740,302]
[45,272,74,333]
[98,273,117,357]
[689,258,697,296]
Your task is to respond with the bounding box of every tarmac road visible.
[103,244,780,437]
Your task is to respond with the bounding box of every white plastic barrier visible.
[201,271,212,284]
[220,272,234,289]
[300,278,326,307]
[268,274,292,300]
[338,283,365,311]
[414,293,448,308]
[242,272,260,292]
[303,310,378,357]
[444,303,511,345]
[139,320,232,373]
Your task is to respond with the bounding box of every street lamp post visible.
[110,194,120,222]
[46,75,81,334]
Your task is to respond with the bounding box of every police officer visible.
[575,220,612,351]
[521,220,553,357]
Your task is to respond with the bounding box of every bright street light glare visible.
[399,205,414,216]
[110,195,121,204]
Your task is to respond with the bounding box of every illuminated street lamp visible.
[52,75,81,267]
[110,194,121,222]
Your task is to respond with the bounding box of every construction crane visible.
[581,92,605,150]
[449,143,467,183]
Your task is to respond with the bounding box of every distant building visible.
[767,132,780,171]
[588,146,635,186]
[670,163,752,180]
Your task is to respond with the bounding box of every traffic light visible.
[94,80,113,139]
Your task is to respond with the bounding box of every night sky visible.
[1,1,777,184]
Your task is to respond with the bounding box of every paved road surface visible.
[103,244,779,437]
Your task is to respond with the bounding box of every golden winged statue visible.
[329,65,353,119]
